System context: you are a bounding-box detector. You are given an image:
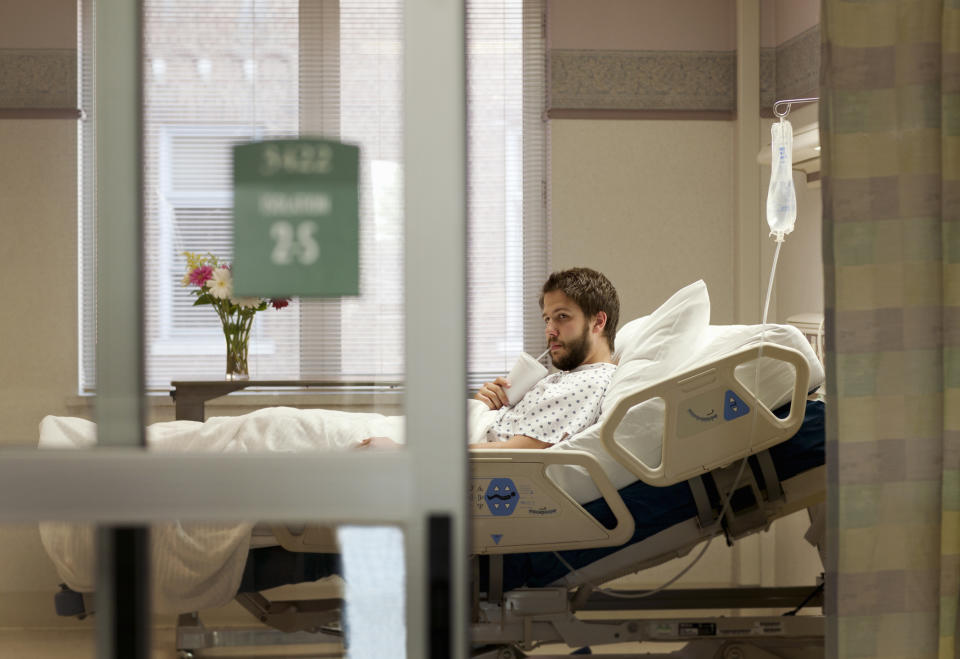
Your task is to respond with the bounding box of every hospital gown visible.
[485,362,616,445]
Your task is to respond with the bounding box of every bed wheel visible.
[721,645,747,659]
[177,652,194,659]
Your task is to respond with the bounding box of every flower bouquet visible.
[182,252,290,380]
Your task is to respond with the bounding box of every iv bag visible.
[766,119,797,239]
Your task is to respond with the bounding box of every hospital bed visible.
[245,344,825,659]
[53,344,824,659]
[45,283,828,657]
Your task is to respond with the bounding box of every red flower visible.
[270,298,290,310]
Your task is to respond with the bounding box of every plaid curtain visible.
[821,0,960,656]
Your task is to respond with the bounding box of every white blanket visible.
[39,408,407,613]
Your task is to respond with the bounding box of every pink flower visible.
[189,265,214,287]
[270,298,290,310]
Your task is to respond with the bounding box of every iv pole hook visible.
[773,96,819,119]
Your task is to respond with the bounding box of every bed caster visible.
[177,652,194,659]
[54,584,89,619]
[722,645,745,659]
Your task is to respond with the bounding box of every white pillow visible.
[547,280,711,502]
[604,280,711,415]
[611,280,710,366]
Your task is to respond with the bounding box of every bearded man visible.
[471,267,619,450]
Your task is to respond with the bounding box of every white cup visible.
[505,352,548,406]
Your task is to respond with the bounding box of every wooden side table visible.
[169,380,386,421]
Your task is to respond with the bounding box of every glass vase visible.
[223,314,254,381]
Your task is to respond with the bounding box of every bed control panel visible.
[470,452,635,554]
[471,476,560,519]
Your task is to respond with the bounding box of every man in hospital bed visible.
[361,266,620,452]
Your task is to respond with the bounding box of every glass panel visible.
[0,524,97,656]
[5,521,406,657]
[136,0,406,390]
[4,0,544,654]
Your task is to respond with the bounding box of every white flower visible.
[208,267,232,300]
[231,296,260,308]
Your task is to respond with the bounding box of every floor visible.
[0,627,345,658]
[0,627,695,658]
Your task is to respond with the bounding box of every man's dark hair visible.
[539,267,619,351]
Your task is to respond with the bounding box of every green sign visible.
[232,138,360,298]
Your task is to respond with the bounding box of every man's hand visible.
[474,376,511,410]
[356,436,401,450]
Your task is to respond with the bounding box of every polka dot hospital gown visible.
[485,362,616,445]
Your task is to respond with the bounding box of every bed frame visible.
[60,346,826,658]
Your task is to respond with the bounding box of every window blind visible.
[78,0,97,392]
[79,0,547,392]
[467,0,549,382]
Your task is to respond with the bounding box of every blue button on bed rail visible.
[724,390,750,421]
[485,478,518,516]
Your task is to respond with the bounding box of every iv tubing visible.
[762,239,783,325]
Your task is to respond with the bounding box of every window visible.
[79,0,547,392]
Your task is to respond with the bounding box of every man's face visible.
[542,290,594,371]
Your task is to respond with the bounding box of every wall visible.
[548,0,740,322]
[776,173,824,321]
[0,117,81,626]
[774,0,819,43]
[551,119,736,324]
[549,0,736,51]
[0,0,85,628]
[0,0,75,48]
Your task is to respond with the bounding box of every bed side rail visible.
[469,448,635,554]
[271,449,635,556]
[601,344,810,487]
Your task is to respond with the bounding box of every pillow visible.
[547,280,711,502]
[611,280,710,366]
[604,280,711,415]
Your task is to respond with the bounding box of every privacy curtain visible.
[821,0,960,656]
